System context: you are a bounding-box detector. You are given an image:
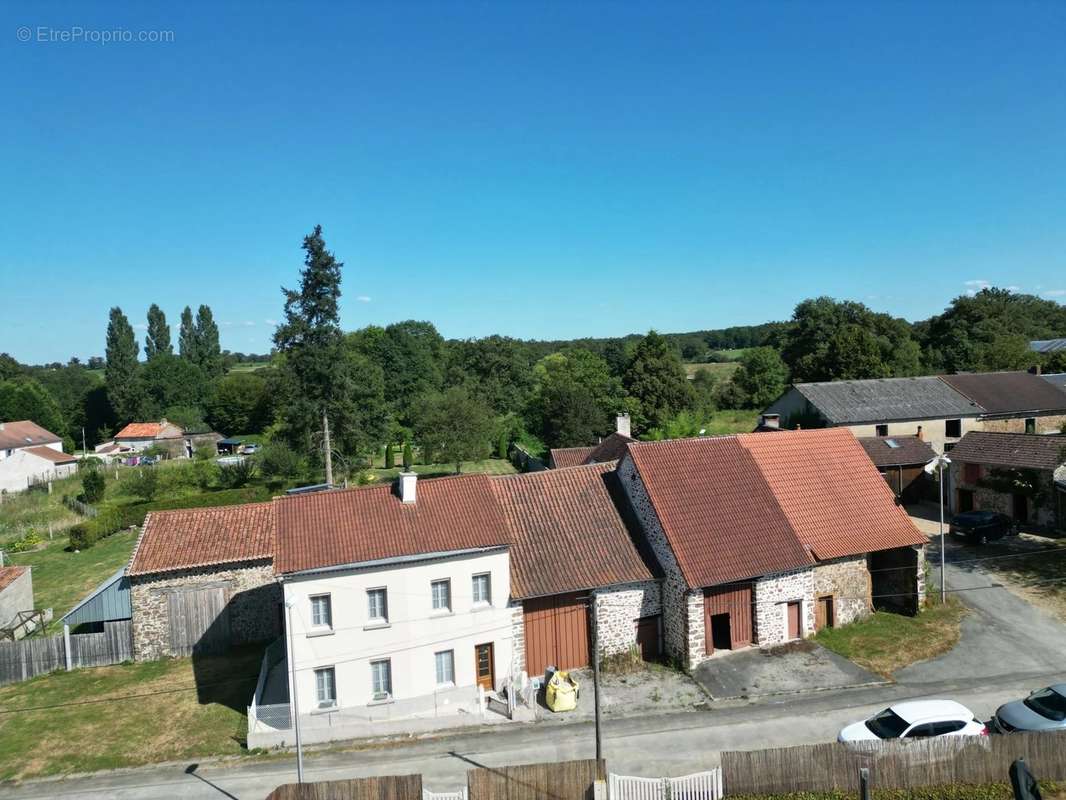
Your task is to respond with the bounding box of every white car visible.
[838,700,988,743]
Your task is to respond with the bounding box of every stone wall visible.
[593,580,661,658]
[952,462,1060,529]
[754,567,815,646]
[869,545,922,616]
[507,600,525,679]
[981,414,1066,436]
[683,589,706,668]
[0,568,33,631]
[616,456,694,667]
[813,555,871,627]
[130,560,280,661]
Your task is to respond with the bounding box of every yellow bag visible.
[545,670,580,712]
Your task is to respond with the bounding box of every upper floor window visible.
[875,424,889,437]
[431,579,451,612]
[310,594,332,628]
[314,666,336,708]
[1025,417,1036,434]
[472,573,492,606]
[945,419,962,438]
[367,588,388,623]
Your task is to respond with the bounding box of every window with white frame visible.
[472,573,492,605]
[431,579,451,612]
[310,594,332,628]
[314,666,336,708]
[370,659,392,700]
[367,588,388,623]
[435,650,455,686]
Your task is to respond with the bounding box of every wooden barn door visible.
[704,583,753,654]
[523,592,589,677]
[167,587,230,656]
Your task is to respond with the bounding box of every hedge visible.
[732,782,1063,800]
[68,486,272,550]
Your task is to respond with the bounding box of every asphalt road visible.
[5,532,1065,799]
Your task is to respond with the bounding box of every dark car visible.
[949,510,1016,545]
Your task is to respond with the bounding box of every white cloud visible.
[133,323,148,331]
[356,295,371,303]
[1042,289,1066,298]
[264,318,277,326]
[965,279,991,297]
[243,320,256,327]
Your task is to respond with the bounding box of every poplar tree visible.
[179,306,198,363]
[105,306,140,423]
[195,305,223,378]
[145,304,172,360]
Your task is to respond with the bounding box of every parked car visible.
[992,685,1066,733]
[949,510,1016,545]
[241,443,259,455]
[838,700,988,743]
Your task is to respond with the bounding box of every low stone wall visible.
[131,560,280,661]
[593,580,661,658]
[813,556,871,627]
[754,567,815,646]
[981,413,1066,436]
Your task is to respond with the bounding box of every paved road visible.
[6,531,1066,799]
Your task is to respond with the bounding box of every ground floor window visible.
[435,650,455,686]
[371,659,392,700]
[314,666,336,708]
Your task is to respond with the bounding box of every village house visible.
[549,413,635,469]
[98,419,222,460]
[947,431,1066,530]
[616,428,928,671]
[763,371,1066,453]
[0,420,77,493]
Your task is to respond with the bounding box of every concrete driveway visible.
[898,524,1066,686]
[693,640,881,699]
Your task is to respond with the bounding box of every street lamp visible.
[924,453,952,603]
[284,598,305,783]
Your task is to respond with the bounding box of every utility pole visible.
[284,600,305,783]
[924,454,951,604]
[322,410,333,487]
[589,596,603,764]
[82,427,87,457]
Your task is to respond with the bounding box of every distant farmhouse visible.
[96,419,222,460]
[0,420,77,493]
[1030,338,1066,354]
[763,371,1066,454]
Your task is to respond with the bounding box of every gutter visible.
[278,544,510,580]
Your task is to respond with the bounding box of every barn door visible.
[167,587,230,656]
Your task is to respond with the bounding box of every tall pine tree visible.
[145,304,172,360]
[178,306,198,363]
[194,305,222,378]
[105,307,140,423]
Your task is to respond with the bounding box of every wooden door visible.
[522,592,589,676]
[475,642,495,691]
[815,595,834,631]
[167,586,230,656]
[634,615,661,661]
[786,601,801,640]
[1013,493,1029,523]
[704,583,753,654]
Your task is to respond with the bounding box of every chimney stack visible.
[916,425,923,441]
[398,471,417,504]
[616,412,631,438]
[760,413,781,430]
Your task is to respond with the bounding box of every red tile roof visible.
[274,475,510,575]
[550,447,595,469]
[0,420,61,451]
[115,422,183,440]
[623,428,927,588]
[0,566,28,593]
[24,446,76,465]
[625,436,814,588]
[127,502,276,577]
[738,428,927,561]
[491,463,654,599]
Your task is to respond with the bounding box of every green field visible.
[699,409,760,434]
[684,361,742,380]
[364,457,517,482]
[227,361,271,373]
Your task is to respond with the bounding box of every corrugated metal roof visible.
[794,377,980,424]
[1044,373,1066,391]
[62,567,132,626]
[1031,339,1066,354]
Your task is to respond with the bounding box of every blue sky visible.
[2,1,1065,363]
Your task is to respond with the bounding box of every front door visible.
[786,601,802,640]
[816,595,834,631]
[958,489,975,513]
[1013,493,1029,524]
[475,642,495,691]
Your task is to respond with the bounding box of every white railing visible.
[609,769,722,800]
[423,790,467,800]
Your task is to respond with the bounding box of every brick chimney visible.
[398,471,417,504]
[760,413,781,430]
[616,412,632,438]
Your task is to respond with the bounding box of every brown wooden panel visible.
[523,592,589,676]
[704,583,753,654]
[787,601,801,639]
[635,615,661,661]
[815,595,834,631]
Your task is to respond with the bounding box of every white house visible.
[0,420,75,493]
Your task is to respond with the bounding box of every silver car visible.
[993,684,1066,733]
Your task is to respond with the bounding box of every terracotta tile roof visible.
[115,422,165,439]
[24,446,76,465]
[623,428,926,587]
[738,428,927,561]
[550,447,595,468]
[625,436,814,588]
[0,566,28,593]
[586,433,636,464]
[0,420,61,451]
[274,475,510,575]
[948,432,1066,471]
[939,372,1066,416]
[490,463,654,599]
[858,436,937,468]
[127,502,276,577]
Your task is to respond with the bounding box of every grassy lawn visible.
[684,362,741,380]
[814,597,967,678]
[0,478,82,543]
[366,458,517,482]
[701,409,760,435]
[0,646,263,781]
[6,528,140,631]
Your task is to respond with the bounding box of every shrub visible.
[194,443,217,461]
[402,442,413,470]
[218,458,256,489]
[255,441,302,479]
[125,467,159,501]
[384,443,395,469]
[81,469,106,504]
[497,431,509,459]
